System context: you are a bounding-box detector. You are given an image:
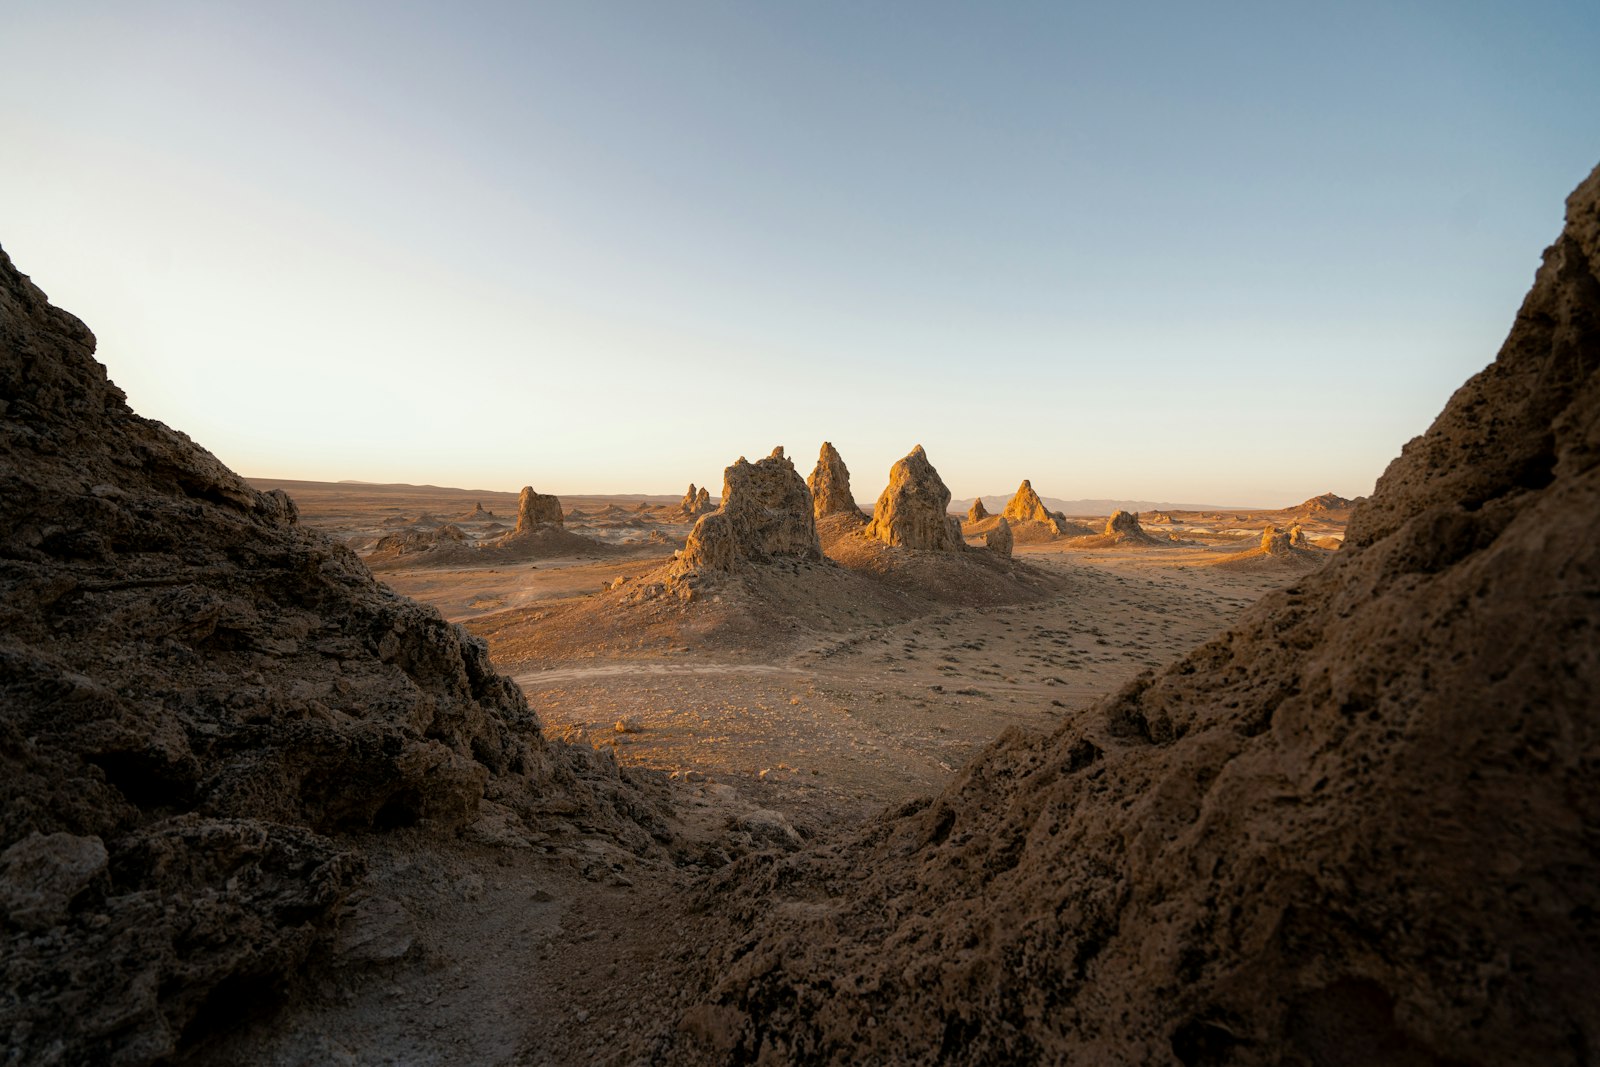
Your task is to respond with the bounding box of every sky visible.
[2,2,1597,506]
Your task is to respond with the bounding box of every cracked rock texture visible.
[864,445,962,552]
[675,447,823,575]
[676,165,1600,1065]
[806,441,861,519]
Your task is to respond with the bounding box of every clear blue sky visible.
[3,2,1596,505]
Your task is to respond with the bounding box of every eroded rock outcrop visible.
[513,486,564,531]
[674,447,822,575]
[864,445,962,552]
[807,441,861,519]
[1002,479,1052,524]
[1260,523,1293,555]
[677,483,715,519]
[679,167,1600,1066]
[967,498,988,522]
[1104,509,1144,537]
[0,244,660,1063]
[986,516,1013,559]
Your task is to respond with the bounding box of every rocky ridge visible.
[673,164,1600,1065]
[0,244,665,1064]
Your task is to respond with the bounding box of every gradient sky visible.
[3,2,1597,505]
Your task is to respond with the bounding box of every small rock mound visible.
[986,516,1013,559]
[513,486,564,532]
[1297,491,1354,513]
[864,445,962,552]
[674,447,822,575]
[807,441,862,519]
[1105,509,1144,536]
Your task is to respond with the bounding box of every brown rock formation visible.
[0,244,660,1063]
[1260,523,1293,555]
[1297,491,1354,513]
[864,445,962,552]
[806,441,861,519]
[513,486,564,532]
[679,167,1600,1065]
[967,498,988,522]
[986,516,1013,559]
[1002,479,1053,524]
[677,483,714,519]
[1288,523,1308,547]
[1104,509,1144,536]
[675,447,822,575]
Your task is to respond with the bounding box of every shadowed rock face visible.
[513,486,564,532]
[679,165,1600,1064]
[0,245,653,1063]
[807,441,861,519]
[865,445,962,552]
[676,447,822,574]
[986,516,1013,559]
[1002,479,1052,523]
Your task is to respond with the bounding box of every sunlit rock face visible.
[676,446,822,574]
[807,441,861,519]
[1104,509,1144,537]
[1259,524,1293,554]
[513,486,564,531]
[678,482,714,519]
[865,445,962,552]
[967,498,988,522]
[1001,479,1052,523]
[677,164,1600,1065]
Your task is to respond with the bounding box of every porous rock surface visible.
[512,486,564,532]
[985,516,1013,559]
[676,165,1600,1064]
[806,441,861,519]
[0,244,656,1063]
[864,445,962,552]
[674,447,823,575]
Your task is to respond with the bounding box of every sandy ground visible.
[202,483,1336,1065]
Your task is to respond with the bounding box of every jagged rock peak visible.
[675,446,822,574]
[807,441,861,518]
[986,516,1013,559]
[864,445,962,552]
[968,498,989,522]
[1002,479,1053,523]
[513,486,564,532]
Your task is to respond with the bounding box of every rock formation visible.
[513,486,564,532]
[986,516,1013,559]
[1002,479,1053,524]
[1297,491,1354,513]
[1288,523,1308,547]
[1104,509,1144,536]
[677,483,714,519]
[967,498,988,522]
[1259,523,1293,555]
[864,445,962,552]
[0,244,659,1063]
[674,447,822,575]
[806,441,861,519]
[677,165,1600,1065]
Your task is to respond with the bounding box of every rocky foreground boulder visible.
[0,244,660,1063]
[986,516,1013,559]
[806,441,861,519]
[677,166,1600,1065]
[864,445,963,552]
[673,447,823,575]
